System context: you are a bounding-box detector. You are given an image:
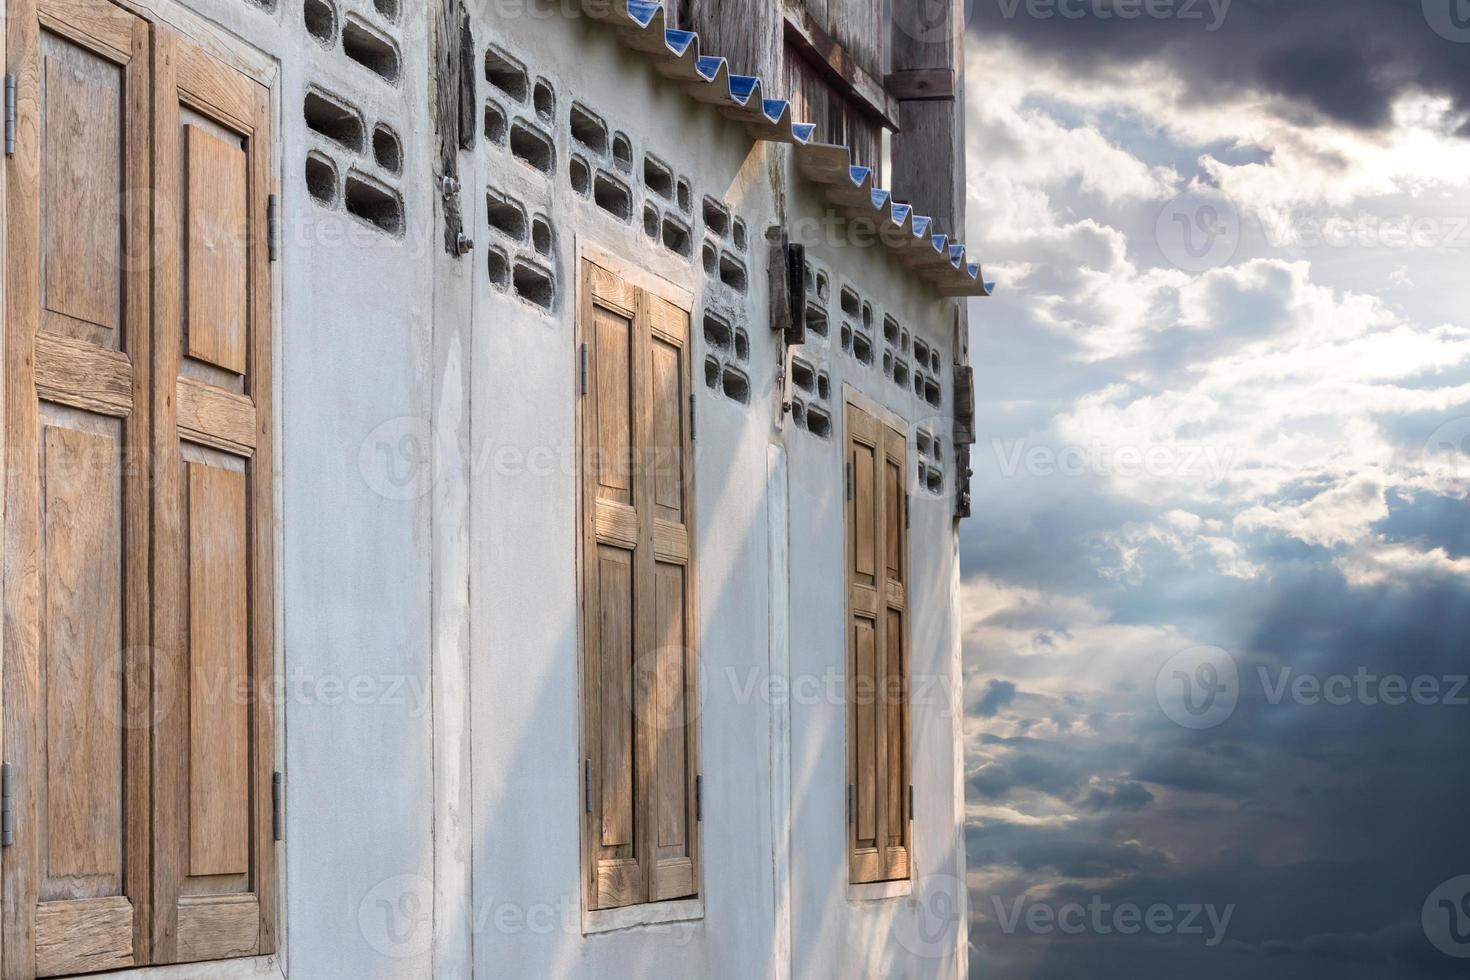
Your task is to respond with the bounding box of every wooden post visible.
[686,0,782,83]
[889,0,966,240]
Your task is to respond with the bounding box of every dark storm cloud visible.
[968,0,1470,135]
[976,679,1020,715]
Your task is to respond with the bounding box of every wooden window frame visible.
[843,387,913,886]
[575,245,703,921]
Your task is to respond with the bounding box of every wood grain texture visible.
[34,896,133,977]
[176,895,258,961]
[6,2,153,975]
[184,125,248,374]
[176,376,256,456]
[41,425,123,882]
[41,42,122,333]
[185,463,250,877]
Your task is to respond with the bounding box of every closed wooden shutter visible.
[149,25,275,966]
[2,0,154,972]
[2,2,275,974]
[845,400,910,884]
[579,260,700,911]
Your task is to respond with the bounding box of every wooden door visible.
[579,260,700,911]
[149,25,275,966]
[2,0,154,972]
[845,400,910,884]
[2,2,275,974]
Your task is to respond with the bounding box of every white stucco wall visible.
[73,0,968,977]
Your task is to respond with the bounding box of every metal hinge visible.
[267,194,279,262]
[4,75,15,158]
[905,492,911,529]
[689,393,697,441]
[583,758,592,813]
[846,461,854,501]
[272,771,284,842]
[908,784,914,822]
[579,343,588,395]
[847,784,854,825]
[1,763,13,846]
[695,775,703,822]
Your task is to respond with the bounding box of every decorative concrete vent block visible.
[733,327,749,362]
[929,348,942,374]
[344,169,404,236]
[484,100,508,146]
[592,171,632,221]
[701,241,718,276]
[704,356,721,390]
[883,351,894,378]
[702,197,730,238]
[804,405,832,438]
[569,102,609,156]
[569,156,591,196]
[305,151,338,206]
[643,203,661,240]
[488,248,510,290]
[893,359,910,387]
[791,398,806,427]
[372,0,398,21]
[840,286,861,321]
[721,366,750,404]
[662,215,693,258]
[531,215,553,257]
[917,429,932,458]
[732,217,747,252]
[372,123,401,175]
[513,261,556,310]
[510,121,555,174]
[487,189,528,242]
[926,463,944,494]
[718,252,746,292]
[840,323,852,354]
[852,330,873,366]
[612,132,632,173]
[790,357,815,394]
[816,270,830,301]
[804,302,828,338]
[914,338,931,369]
[304,0,337,45]
[304,87,364,152]
[703,311,732,353]
[342,15,400,84]
[883,315,900,348]
[643,154,675,202]
[485,45,528,102]
[924,376,941,407]
[913,371,925,397]
[803,261,814,295]
[817,371,830,401]
[533,77,555,122]
[676,178,692,214]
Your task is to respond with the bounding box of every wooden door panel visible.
[581,263,699,911]
[4,0,151,974]
[151,25,274,966]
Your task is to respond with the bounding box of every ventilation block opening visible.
[344,172,404,236]
[703,312,732,352]
[305,152,337,205]
[304,88,364,151]
[484,101,507,145]
[372,124,402,175]
[732,217,747,251]
[790,357,815,393]
[485,46,528,102]
[488,248,510,290]
[840,286,861,319]
[722,366,750,403]
[718,252,747,292]
[569,102,608,155]
[643,203,660,239]
[532,215,553,256]
[644,154,674,201]
[662,216,692,258]
[853,331,873,366]
[570,156,591,196]
[612,132,632,172]
[513,261,555,310]
[304,0,337,44]
[702,197,730,238]
[342,17,400,83]
[593,172,632,221]
[704,356,721,389]
[487,191,528,242]
[805,303,828,337]
[806,406,832,438]
[373,0,398,20]
[510,121,554,174]
[677,178,692,214]
[533,78,555,121]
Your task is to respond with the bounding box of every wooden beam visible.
[885,68,956,103]
[782,4,900,131]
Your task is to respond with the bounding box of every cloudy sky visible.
[957,2,1470,976]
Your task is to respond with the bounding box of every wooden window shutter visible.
[149,25,276,966]
[3,2,276,974]
[2,0,154,972]
[579,260,700,911]
[845,401,911,884]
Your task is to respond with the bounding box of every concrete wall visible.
[79,0,967,977]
